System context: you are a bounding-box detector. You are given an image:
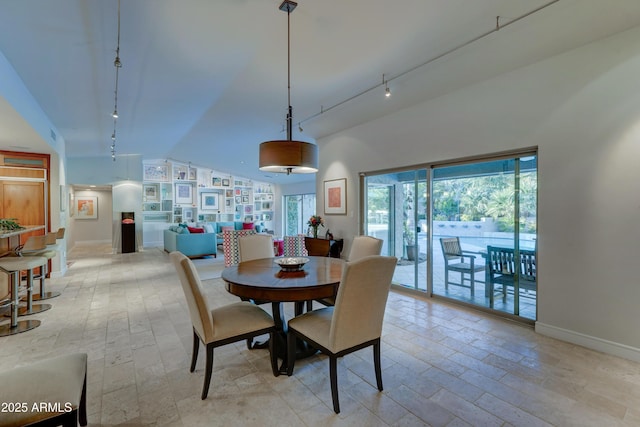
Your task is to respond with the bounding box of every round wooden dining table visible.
[222,256,344,302]
[221,256,345,373]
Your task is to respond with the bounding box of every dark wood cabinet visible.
[304,237,343,258]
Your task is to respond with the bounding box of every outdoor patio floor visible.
[392,243,536,320]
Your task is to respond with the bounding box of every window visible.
[284,194,316,235]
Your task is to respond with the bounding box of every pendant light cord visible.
[286,5,293,141]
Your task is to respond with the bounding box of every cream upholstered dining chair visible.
[238,233,274,341]
[347,235,383,261]
[222,229,256,267]
[170,251,278,399]
[286,255,397,413]
[316,235,384,308]
[238,234,274,262]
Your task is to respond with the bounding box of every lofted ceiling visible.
[1,0,640,183]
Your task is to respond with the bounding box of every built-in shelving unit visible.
[142,160,274,229]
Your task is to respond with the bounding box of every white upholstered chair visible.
[347,235,383,261]
[222,229,256,267]
[286,255,397,413]
[316,235,385,308]
[0,353,87,427]
[170,251,278,399]
[238,234,274,262]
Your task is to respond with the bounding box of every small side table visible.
[304,237,343,258]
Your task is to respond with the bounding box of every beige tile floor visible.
[1,243,639,426]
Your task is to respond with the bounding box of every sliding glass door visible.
[363,152,537,321]
[431,155,537,319]
[364,170,427,290]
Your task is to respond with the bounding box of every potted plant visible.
[307,215,324,239]
[403,223,417,261]
[0,218,24,231]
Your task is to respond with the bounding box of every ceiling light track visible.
[297,0,561,127]
[110,0,122,161]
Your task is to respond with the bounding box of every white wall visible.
[318,25,640,360]
[67,155,143,252]
[71,189,113,244]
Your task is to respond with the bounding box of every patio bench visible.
[486,246,536,307]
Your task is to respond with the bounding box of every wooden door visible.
[0,180,45,245]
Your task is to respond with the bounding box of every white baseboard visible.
[536,322,640,363]
[50,265,67,278]
[75,239,112,245]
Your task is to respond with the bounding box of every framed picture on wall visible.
[324,178,347,215]
[144,184,158,202]
[76,196,98,219]
[188,167,197,181]
[143,164,169,181]
[200,193,219,211]
[175,183,193,204]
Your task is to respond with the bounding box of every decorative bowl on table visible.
[274,257,309,272]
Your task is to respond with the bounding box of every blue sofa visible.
[206,221,261,239]
[163,228,217,258]
[163,222,256,258]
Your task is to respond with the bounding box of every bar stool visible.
[0,256,47,336]
[28,234,64,301]
[21,234,61,301]
[10,235,54,314]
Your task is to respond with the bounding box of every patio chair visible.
[440,237,484,297]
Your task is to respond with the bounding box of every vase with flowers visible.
[307,215,324,239]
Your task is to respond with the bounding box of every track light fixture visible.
[383,74,391,98]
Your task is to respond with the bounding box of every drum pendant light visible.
[259,0,318,175]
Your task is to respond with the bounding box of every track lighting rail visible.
[298,0,560,127]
